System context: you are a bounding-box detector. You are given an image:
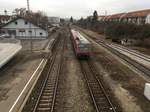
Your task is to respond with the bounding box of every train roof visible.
[71,29,90,44]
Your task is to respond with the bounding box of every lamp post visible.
[27,0,33,52]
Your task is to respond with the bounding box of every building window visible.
[40,32,43,35]
[25,21,28,25]
[29,30,32,33]
[15,21,18,25]
[19,29,25,32]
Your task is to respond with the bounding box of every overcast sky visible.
[0,0,150,19]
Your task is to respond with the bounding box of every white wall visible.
[48,17,60,23]
[16,28,47,38]
[2,18,48,39]
[146,14,150,24]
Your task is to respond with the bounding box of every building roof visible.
[86,9,150,21]
[98,16,106,20]
[109,13,127,19]
[123,9,150,18]
[98,15,106,18]
[102,15,111,20]
[0,16,46,30]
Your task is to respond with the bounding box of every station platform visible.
[0,43,22,68]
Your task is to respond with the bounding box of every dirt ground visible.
[77,27,150,112]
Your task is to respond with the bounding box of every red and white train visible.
[70,29,92,58]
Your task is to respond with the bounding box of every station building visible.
[0,17,48,39]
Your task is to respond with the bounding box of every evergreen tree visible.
[70,16,73,23]
[93,10,98,22]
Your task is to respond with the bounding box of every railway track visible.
[32,38,65,112]
[80,60,117,112]
[98,42,150,77]
[76,28,150,78]
[107,43,150,62]
[22,32,65,112]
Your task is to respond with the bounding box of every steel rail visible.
[32,38,64,112]
[50,37,66,112]
[99,42,150,77]
[105,43,150,62]
[88,60,116,112]
[80,60,117,112]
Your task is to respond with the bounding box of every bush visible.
[77,20,150,41]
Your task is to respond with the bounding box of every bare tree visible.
[12,8,48,29]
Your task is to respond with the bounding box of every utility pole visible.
[27,0,33,52]
[104,10,107,37]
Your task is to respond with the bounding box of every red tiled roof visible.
[124,9,150,18]
[98,15,106,18]
[86,9,150,21]
[109,13,126,19]
[103,15,112,20]
[98,15,106,20]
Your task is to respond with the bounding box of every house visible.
[121,9,150,25]
[0,17,48,39]
[48,17,60,23]
[108,13,127,22]
[98,16,106,21]
[96,9,150,25]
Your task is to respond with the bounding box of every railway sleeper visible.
[37,107,51,111]
[42,92,53,96]
[40,99,52,102]
[44,89,53,92]
[41,95,52,99]
[98,107,114,112]
[39,103,52,106]
[96,97,107,101]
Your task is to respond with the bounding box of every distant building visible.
[48,17,60,27]
[98,16,106,21]
[89,9,150,25]
[107,13,127,22]
[0,17,48,39]
[121,9,150,25]
[48,17,60,23]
